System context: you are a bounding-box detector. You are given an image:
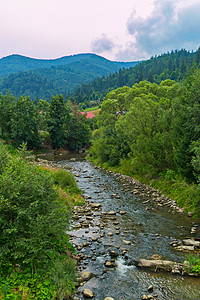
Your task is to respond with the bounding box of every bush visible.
[0,142,78,298]
[52,168,82,196]
[0,144,69,268]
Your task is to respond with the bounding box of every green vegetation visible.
[0,54,138,100]
[0,94,92,151]
[69,48,200,106]
[185,255,200,275]
[89,68,200,215]
[0,141,82,299]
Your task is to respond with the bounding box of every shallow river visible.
[57,155,200,300]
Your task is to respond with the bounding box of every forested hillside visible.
[70,48,200,106]
[0,54,139,100]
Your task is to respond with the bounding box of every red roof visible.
[80,111,95,119]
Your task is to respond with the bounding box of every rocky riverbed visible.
[35,156,200,299]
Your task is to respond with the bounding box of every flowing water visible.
[56,155,200,300]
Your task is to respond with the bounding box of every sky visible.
[1,0,200,62]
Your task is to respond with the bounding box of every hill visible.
[70,48,200,106]
[0,53,139,99]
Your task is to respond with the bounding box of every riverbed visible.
[57,155,200,300]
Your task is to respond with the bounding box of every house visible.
[80,111,95,119]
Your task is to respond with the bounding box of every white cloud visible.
[114,0,200,60]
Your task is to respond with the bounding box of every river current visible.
[56,155,200,300]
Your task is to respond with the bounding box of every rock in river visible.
[83,288,94,298]
[79,271,94,281]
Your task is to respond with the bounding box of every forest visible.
[89,67,200,216]
[70,48,200,107]
[0,94,92,151]
[0,54,138,100]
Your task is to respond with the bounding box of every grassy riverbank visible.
[0,141,83,299]
[88,156,200,217]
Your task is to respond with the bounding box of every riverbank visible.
[59,157,200,299]
[0,143,83,300]
[87,156,200,218]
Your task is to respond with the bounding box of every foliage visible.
[0,54,138,100]
[90,80,180,175]
[185,254,200,275]
[172,69,200,180]
[11,96,41,149]
[52,168,82,195]
[0,142,79,299]
[47,95,70,149]
[69,48,198,106]
[0,92,92,151]
[89,72,200,214]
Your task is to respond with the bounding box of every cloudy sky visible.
[1,0,200,61]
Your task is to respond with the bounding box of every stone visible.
[188,211,194,217]
[147,285,154,292]
[90,203,102,209]
[107,211,116,215]
[79,271,94,281]
[119,211,126,215]
[104,298,115,300]
[109,250,119,258]
[123,240,131,245]
[82,289,94,298]
[105,261,115,267]
[182,238,200,248]
[176,245,194,251]
[107,232,113,236]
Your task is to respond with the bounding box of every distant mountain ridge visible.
[0,53,139,99]
[0,53,139,77]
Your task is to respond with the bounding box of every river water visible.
[56,155,200,300]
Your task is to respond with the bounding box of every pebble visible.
[82,289,94,298]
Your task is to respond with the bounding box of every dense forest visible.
[0,93,92,151]
[89,66,200,215]
[70,48,200,107]
[0,54,139,100]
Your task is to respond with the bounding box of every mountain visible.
[70,48,200,105]
[0,53,139,100]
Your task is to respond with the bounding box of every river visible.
[56,155,200,300]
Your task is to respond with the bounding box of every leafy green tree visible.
[37,99,50,131]
[67,101,91,151]
[173,69,200,180]
[196,47,200,65]
[11,96,41,149]
[0,92,16,138]
[47,95,70,149]
[91,80,181,175]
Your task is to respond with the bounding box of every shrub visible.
[0,147,69,268]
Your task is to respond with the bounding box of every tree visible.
[196,47,200,65]
[173,69,200,180]
[0,92,16,138]
[66,101,91,151]
[47,95,70,149]
[11,96,41,149]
